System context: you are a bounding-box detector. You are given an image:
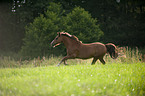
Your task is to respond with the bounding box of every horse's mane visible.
[61,32,82,43]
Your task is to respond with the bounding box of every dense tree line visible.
[68,0,145,47]
[0,0,145,56]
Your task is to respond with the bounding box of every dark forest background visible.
[0,0,145,57]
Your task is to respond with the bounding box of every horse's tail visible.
[105,43,118,59]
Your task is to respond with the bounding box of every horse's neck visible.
[63,37,78,49]
[62,37,72,48]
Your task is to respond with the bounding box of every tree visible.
[21,3,65,57]
[64,7,103,43]
[21,3,103,57]
[64,0,145,47]
[0,1,25,52]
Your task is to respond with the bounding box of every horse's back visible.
[77,42,107,59]
[83,42,106,50]
[89,42,107,55]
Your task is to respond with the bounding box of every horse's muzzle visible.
[50,40,54,47]
[50,40,61,48]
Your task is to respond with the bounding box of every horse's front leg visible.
[64,60,68,65]
[57,55,74,66]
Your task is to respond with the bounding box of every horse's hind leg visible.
[91,57,98,65]
[99,58,105,65]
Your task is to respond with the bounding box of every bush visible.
[65,7,103,43]
[21,3,103,57]
[21,3,64,57]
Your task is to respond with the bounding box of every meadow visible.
[0,47,145,96]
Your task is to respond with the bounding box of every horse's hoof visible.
[56,64,60,67]
[64,64,69,66]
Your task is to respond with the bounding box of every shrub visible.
[21,3,65,57]
[65,7,103,43]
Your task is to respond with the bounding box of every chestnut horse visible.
[51,32,118,66]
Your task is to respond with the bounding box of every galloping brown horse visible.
[51,32,118,66]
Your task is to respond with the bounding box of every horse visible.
[51,32,118,66]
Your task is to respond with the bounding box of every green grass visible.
[0,47,145,96]
[0,63,145,96]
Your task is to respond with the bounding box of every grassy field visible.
[0,47,145,96]
[0,63,144,96]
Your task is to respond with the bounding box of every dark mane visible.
[61,32,81,43]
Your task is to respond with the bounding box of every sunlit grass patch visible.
[0,63,144,96]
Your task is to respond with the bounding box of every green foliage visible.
[21,3,103,57]
[78,0,145,46]
[21,3,64,57]
[0,3,25,52]
[64,7,103,43]
[1,0,145,53]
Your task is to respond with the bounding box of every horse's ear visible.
[57,32,60,36]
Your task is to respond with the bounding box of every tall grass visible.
[0,47,144,68]
[105,47,143,64]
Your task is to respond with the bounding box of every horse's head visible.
[51,32,63,48]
